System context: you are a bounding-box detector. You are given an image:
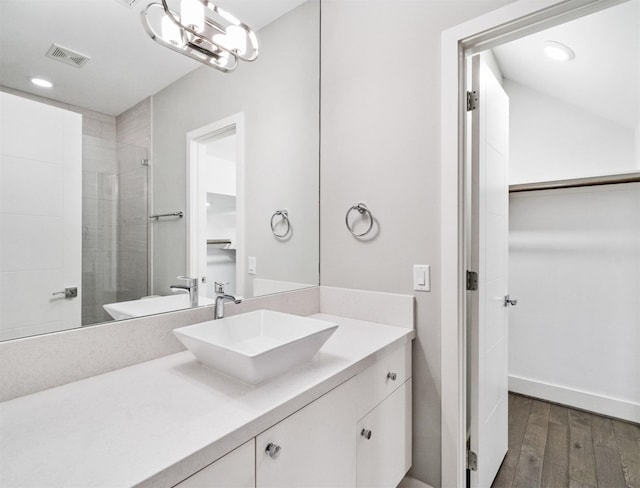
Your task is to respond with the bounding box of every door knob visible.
[387,372,397,381]
[361,429,372,440]
[504,294,518,307]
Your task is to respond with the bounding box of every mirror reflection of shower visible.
[83,99,151,325]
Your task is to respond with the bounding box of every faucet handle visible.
[214,281,230,294]
[177,276,198,286]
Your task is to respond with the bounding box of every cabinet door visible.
[256,379,357,488]
[175,440,255,488]
[357,379,412,488]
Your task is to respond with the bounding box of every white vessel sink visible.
[173,310,338,384]
[103,295,215,320]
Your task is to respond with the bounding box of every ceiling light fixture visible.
[30,77,54,88]
[141,0,259,73]
[543,41,575,62]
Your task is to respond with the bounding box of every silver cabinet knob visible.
[387,372,397,381]
[504,294,518,307]
[361,429,372,440]
[265,442,281,459]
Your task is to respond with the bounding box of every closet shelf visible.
[509,172,640,193]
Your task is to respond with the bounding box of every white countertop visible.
[0,314,414,488]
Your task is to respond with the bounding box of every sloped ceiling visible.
[493,0,639,128]
[0,0,306,116]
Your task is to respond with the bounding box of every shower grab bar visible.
[149,211,183,220]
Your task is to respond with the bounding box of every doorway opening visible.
[441,0,640,486]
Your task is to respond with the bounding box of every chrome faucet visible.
[170,276,199,307]
[214,282,241,319]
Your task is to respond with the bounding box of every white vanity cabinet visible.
[174,440,255,488]
[355,343,412,488]
[356,380,412,488]
[256,379,357,487]
[173,342,412,488]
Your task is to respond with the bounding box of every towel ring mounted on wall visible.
[271,209,291,238]
[345,203,373,237]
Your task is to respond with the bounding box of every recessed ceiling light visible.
[543,41,575,62]
[30,77,54,88]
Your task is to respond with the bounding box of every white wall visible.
[320,1,514,485]
[509,184,640,422]
[505,79,636,184]
[152,1,319,297]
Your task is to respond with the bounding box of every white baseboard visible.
[509,375,640,423]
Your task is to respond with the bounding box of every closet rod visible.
[509,172,640,193]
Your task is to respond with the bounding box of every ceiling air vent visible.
[45,44,90,68]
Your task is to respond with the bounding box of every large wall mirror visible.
[0,0,319,341]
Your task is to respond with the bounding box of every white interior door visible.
[0,92,82,340]
[468,55,510,488]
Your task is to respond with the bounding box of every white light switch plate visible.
[248,256,257,275]
[413,264,430,292]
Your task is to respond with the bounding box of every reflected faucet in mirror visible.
[170,276,199,307]
[214,282,241,319]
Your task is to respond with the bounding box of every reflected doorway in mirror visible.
[187,114,245,299]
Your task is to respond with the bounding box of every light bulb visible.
[161,14,183,46]
[30,77,53,88]
[181,0,204,32]
[543,41,575,62]
[226,25,246,55]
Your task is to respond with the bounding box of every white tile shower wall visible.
[116,98,151,302]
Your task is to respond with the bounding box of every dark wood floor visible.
[491,393,640,488]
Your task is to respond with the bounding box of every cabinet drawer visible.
[174,439,255,488]
[355,342,411,419]
[356,379,412,488]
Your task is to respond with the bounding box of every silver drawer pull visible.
[52,287,78,299]
[265,442,281,459]
[361,429,372,440]
[387,372,397,381]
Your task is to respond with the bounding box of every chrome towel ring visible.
[345,203,373,237]
[271,209,291,238]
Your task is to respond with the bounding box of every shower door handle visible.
[504,294,517,307]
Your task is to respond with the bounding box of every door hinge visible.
[466,270,478,291]
[467,450,478,471]
[466,90,478,111]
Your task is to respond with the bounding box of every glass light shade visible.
[180,0,204,32]
[226,25,246,55]
[161,15,183,46]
